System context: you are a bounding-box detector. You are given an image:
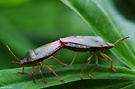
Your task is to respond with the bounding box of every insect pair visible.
[7,36,129,83]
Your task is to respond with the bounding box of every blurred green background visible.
[0,0,134,70]
[0,0,93,69]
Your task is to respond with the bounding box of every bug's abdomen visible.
[63,42,90,52]
[65,43,90,48]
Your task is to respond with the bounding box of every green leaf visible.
[0,65,135,89]
[46,80,134,89]
[61,0,135,69]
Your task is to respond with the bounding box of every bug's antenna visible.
[11,60,20,64]
[6,45,21,61]
[114,36,129,46]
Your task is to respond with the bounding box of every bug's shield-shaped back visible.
[32,40,62,59]
[60,36,114,47]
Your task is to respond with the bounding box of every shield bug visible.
[6,40,66,83]
[60,36,129,78]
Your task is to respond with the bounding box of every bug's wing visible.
[80,36,114,47]
[32,40,62,59]
[60,36,109,47]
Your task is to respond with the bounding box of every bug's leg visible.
[50,56,67,67]
[42,63,64,82]
[11,61,24,74]
[100,52,116,72]
[70,52,79,65]
[31,64,36,83]
[80,54,93,79]
[38,63,47,84]
[18,65,24,74]
[89,54,98,78]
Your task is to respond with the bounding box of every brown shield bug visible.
[60,36,129,78]
[6,40,66,83]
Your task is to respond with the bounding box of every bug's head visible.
[6,45,22,64]
[20,51,32,64]
[114,36,129,46]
